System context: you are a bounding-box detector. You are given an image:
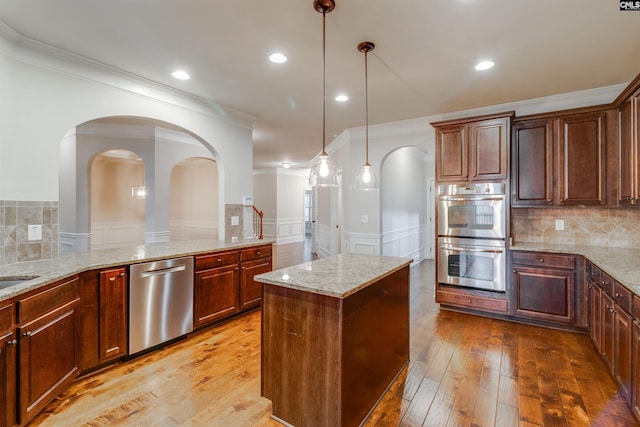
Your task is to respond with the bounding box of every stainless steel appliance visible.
[129,256,194,355]
[437,182,506,239]
[437,182,507,292]
[437,236,506,291]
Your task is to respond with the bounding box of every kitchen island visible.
[255,253,412,427]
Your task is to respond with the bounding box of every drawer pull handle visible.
[257,251,261,255]
[615,292,620,298]
[7,339,17,346]
[468,299,472,303]
[217,259,222,263]
[22,332,32,337]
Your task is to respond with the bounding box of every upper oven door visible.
[437,193,506,239]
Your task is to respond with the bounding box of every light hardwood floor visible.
[30,241,638,426]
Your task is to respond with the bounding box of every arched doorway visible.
[380,146,433,261]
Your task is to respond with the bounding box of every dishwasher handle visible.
[139,264,187,278]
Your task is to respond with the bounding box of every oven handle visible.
[439,196,504,202]
[440,245,504,254]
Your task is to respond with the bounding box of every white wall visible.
[0,28,253,217]
[253,168,307,244]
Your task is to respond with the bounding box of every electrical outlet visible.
[231,216,239,226]
[555,219,565,231]
[28,224,42,241]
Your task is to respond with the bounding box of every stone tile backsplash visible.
[0,200,59,266]
[511,207,640,248]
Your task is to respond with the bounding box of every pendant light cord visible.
[321,8,327,155]
[364,48,369,165]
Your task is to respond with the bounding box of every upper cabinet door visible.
[511,119,554,206]
[435,123,468,181]
[557,110,608,206]
[619,98,634,204]
[469,117,509,181]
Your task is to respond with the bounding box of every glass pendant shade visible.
[309,152,337,187]
[355,163,377,191]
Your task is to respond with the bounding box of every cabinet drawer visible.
[613,282,633,314]
[0,302,13,334]
[600,272,615,298]
[17,276,79,324]
[437,290,508,313]
[512,252,575,269]
[585,261,601,283]
[195,251,240,271]
[241,245,272,262]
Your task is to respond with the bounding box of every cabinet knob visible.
[22,332,32,337]
[468,299,472,304]
[538,258,544,263]
[120,272,125,277]
[217,258,222,263]
[256,251,261,255]
[7,339,17,346]
[615,292,620,298]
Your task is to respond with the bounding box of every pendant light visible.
[309,0,338,187]
[354,41,377,191]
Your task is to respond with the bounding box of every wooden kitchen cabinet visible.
[0,303,16,427]
[432,112,512,182]
[614,302,633,404]
[511,251,575,324]
[511,118,554,206]
[79,267,127,372]
[557,110,609,206]
[98,268,127,361]
[240,245,272,310]
[618,89,640,206]
[632,319,640,419]
[16,276,80,425]
[511,107,613,207]
[194,251,241,328]
[584,261,603,352]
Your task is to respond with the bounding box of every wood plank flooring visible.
[30,241,638,426]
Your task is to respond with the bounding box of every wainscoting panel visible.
[170,220,218,241]
[276,218,305,244]
[91,222,145,249]
[382,225,425,264]
[342,232,381,256]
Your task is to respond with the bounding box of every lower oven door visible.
[438,237,506,292]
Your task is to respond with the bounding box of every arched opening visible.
[380,146,433,261]
[58,116,222,252]
[170,157,218,240]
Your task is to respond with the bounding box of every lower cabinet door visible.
[601,292,615,372]
[194,265,240,328]
[512,266,574,324]
[18,300,80,425]
[98,268,128,360]
[615,306,633,405]
[632,320,640,419]
[0,331,17,427]
[240,258,272,310]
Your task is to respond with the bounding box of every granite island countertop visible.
[254,253,413,298]
[0,238,274,301]
[511,242,640,297]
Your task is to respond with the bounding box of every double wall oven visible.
[437,182,507,292]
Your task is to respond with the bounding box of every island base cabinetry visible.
[261,267,409,427]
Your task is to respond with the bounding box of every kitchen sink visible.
[0,276,39,290]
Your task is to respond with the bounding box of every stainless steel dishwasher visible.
[129,256,194,355]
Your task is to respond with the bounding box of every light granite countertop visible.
[0,238,274,301]
[254,253,413,299]
[511,242,640,297]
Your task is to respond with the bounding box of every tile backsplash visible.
[0,200,59,266]
[511,207,640,248]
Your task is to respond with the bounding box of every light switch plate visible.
[231,216,240,226]
[361,215,369,224]
[28,224,42,241]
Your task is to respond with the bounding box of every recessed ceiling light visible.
[282,162,291,168]
[335,94,349,102]
[474,60,494,71]
[171,70,190,80]
[269,53,287,64]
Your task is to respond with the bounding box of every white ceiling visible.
[1,0,639,169]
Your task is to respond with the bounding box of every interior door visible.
[311,184,340,257]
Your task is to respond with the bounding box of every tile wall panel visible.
[0,200,59,266]
[511,207,640,248]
